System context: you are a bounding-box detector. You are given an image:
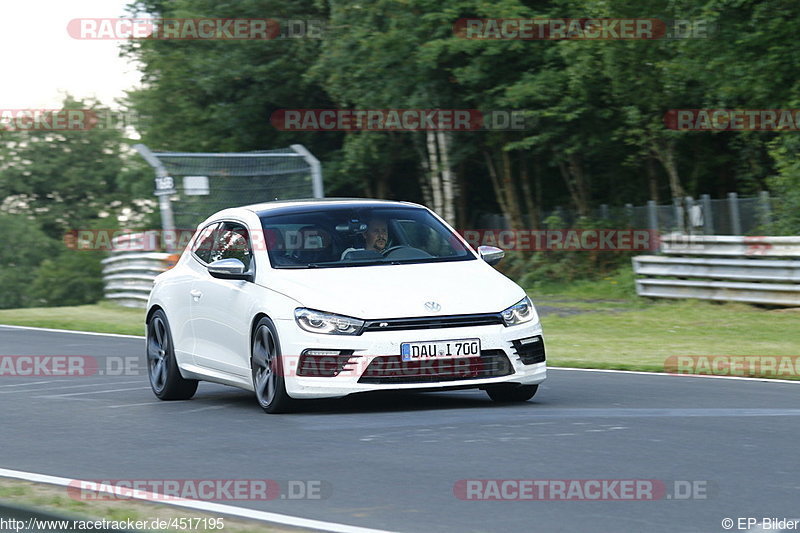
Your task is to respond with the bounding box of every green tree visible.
[0,214,61,308]
[0,97,153,308]
[0,97,151,239]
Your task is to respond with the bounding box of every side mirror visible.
[478,245,504,266]
[207,258,253,281]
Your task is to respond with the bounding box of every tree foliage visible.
[120,0,800,233]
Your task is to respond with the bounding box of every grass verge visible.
[528,266,800,377]
[0,478,305,533]
[539,299,800,376]
[0,276,798,378]
[0,301,145,336]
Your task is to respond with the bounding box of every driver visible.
[340,217,389,259]
[364,217,388,252]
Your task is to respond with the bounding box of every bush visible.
[496,214,639,291]
[0,214,107,309]
[29,249,105,307]
[0,214,61,308]
[767,136,800,235]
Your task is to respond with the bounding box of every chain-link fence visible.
[135,144,323,240]
[476,192,777,236]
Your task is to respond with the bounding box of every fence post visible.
[600,204,609,220]
[134,144,177,252]
[624,203,633,227]
[673,197,684,233]
[647,200,658,234]
[728,192,742,235]
[701,194,714,235]
[758,190,772,228]
[291,144,324,198]
[685,196,696,235]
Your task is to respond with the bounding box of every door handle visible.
[190,289,203,300]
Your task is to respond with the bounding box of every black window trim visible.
[190,221,221,266]
[191,219,257,280]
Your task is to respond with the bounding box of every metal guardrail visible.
[660,234,800,257]
[634,278,800,306]
[101,236,175,307]
[633,235,800,306]
[633,256,800,282]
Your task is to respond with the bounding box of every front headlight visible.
[294,308,364,335]
[501,296,537,326]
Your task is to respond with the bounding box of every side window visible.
[192,223,220,264]
[397,220,455,256]
[211,222,253,271]
[420,226,450,256]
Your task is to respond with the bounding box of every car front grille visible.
[357,349,513,384]
[361,313,503,333]
[512,336,546,365]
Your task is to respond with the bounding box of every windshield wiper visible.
[336,260,394,267]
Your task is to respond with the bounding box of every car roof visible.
[241,198,427,218]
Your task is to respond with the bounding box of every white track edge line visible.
[0,324,144,339]
[0,467,397,533]
[551,366,800,384]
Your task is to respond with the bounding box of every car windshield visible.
[259,205,475,268]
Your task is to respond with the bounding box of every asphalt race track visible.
[1,325,798,533]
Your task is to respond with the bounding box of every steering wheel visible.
[381,245,407,256]
[381,245,434,260]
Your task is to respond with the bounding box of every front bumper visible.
[274,318,547,399]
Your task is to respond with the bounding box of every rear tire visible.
[486,384,539,403]
[251,317,295,414]
[147,310,198,400]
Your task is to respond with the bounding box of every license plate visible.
[400,338,481,362]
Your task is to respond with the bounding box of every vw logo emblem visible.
[424,301,441,312]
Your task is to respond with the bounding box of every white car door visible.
[167,222,220,364]
[189,220,256,377]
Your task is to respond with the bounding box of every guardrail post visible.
[701,194,714,235]
[728,192,742,235]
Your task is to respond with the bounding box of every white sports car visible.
[146,198,546,413]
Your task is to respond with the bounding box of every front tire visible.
[486,384,539,403]
[147,310,198,400]
[251,317,295,414]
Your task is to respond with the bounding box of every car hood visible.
[262,259,526,319]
